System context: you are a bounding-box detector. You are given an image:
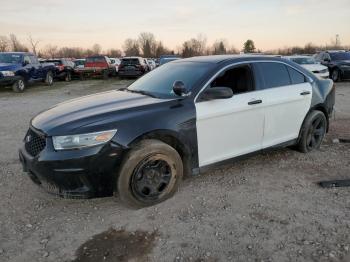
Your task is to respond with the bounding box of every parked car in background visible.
[159,55,181,66]
[118,57,148,78]
[314,51,350,82]
[73,59,85,69]
[0,52,55,92]
[147,59,156,70]
[44,58,75,82]
[110,58,121,73]
[284,55,329,79]
[75,56,115,79]
[20,55,335,207]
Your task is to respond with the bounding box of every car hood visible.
[0,63,20,71]
[31,90,171,135]
[301,64,328,72]
[338,60,350,66]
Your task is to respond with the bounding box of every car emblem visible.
[26,135,32,143]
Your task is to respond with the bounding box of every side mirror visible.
[200,87,233,101]
[173,81,190,97]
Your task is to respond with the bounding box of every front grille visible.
[25,129,46,157]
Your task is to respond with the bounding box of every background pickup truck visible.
[74,55,116,79]
[0,52,56,92]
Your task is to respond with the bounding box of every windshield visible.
[86,57,105,63]
[0,53,22,64]
[290,57,316,65]
[121,58,140,65]
[127,62,213,99]
[330,52,350,61]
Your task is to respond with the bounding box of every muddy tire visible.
[45,71,54,86]
[297,110,327,153]
[331,68,341,82]
[12,77,26,92]
[116,139,183,208]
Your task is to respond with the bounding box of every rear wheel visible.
[297,110,327,153]
[12,77,26,92]
[45,71,54,86]
[331,69,341,82]
[116,139,183,208]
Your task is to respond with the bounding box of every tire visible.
[12,77,26,92]
[45,71,54,86]
[116,139,183,208]
[331,68,341,82]
[297,110,327,153]
[65,71,72,82]
[102,70,109,80]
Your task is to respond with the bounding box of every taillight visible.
[56,65,64,71]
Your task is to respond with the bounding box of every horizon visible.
[0,0,349,52]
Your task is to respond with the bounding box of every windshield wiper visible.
[120,88,158,98]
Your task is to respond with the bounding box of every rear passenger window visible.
[257,62,291,89]
[287,66,306,84]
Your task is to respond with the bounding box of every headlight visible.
[1,71,15,76]
[52,129,117,150]
[320,69,328,74]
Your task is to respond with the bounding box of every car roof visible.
[284,55,312,59]
[172,54,292,64]
[3,52,33,56]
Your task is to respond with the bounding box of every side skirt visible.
[192,139,297,176]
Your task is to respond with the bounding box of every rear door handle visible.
[248,99,262,105]
[300,91,310,96]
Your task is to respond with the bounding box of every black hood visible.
[31,90,171,136]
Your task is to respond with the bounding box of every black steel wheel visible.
[298,110,327,153]
[116,139,183,208]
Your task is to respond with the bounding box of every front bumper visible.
[315,71,330,79]
[118,70,143,77]
[19,130,125,199]
[0,76,21,87]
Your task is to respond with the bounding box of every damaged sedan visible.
[19,55,335,208]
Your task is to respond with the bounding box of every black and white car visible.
[19,55,335,208]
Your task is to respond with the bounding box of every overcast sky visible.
[0,0,349,51]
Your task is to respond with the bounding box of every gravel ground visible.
[0,79,349,262]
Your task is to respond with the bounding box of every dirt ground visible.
[0,79,349,262]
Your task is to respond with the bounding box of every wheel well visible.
[129,131,192,176]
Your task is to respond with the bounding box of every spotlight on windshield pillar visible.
[173,80,190,97]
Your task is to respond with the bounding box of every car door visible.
[22,55,36,81]
[253,62,312,148]
[29,55,42,80]
[195,64,265,167]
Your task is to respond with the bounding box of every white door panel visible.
[196,92,265,167]
[260,83,312,148]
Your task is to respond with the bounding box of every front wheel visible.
[116,139,183,208]
[297,110,327,153]
[12,77,26,92]
[65,71,72,82]
[45,71,54,86]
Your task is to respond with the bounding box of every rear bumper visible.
[0,76,21,86]
[19,133,125,199]
[118,70,143,77]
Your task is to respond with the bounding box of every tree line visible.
[0,32,348,59]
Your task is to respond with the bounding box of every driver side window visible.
[23,56,31,65]
[210,64,255,95]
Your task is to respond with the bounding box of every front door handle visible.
[248,99,262,105]
[300,91,310,96]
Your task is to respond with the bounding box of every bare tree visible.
[123,38,140,56]
[43,44,58,58]
[9,34,28,52]
[138,32,156,57]
[92,43,102,55]
[28,35,40,55]
[0,35,9,52]
[106,49,122,57]
[212,39,227,55]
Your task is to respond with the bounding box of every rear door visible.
[254,62,312,148]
